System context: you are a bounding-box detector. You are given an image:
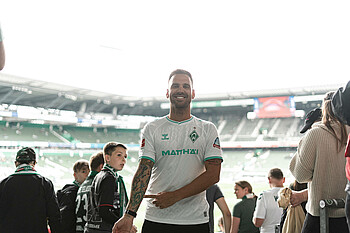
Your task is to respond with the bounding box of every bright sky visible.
[0,0,349,97]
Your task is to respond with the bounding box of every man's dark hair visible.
[90,151,104,171]
[103,142,127,157]
[268,168,284,180]
[169,69,193,84]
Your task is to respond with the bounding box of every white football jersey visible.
[139,115,223,224]
[253,187,284,233]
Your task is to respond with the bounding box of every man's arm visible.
[253,218,264,228]
[127,158,154,212]
[253,193,265,228]
[231,216,240,233]
[112,158,154,233]
[215,197,231,233]
[145,158,221,209]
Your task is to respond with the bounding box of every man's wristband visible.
[125,209,137,218]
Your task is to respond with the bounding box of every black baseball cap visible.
[15,147,36,162]
[300,108,322,134]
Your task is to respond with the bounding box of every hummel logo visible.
[161,134,169,140]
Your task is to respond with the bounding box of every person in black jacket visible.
[57,159,89,233]
[76,151,105,233]
[0,147,62,233]
[85,142,137,233]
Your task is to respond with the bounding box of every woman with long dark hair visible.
[290,91,350,233]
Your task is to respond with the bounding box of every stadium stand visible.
[56,126,140,144]
[0,75,345,187]
[0,121,63,142]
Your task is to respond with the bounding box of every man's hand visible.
[131,225,137,233]
[144,191,181,209]
[290,189,308,207]
[112,215,136,233]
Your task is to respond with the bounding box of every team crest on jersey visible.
[213,137,221,149]
[141,138,145,148]
[189,130,199,143]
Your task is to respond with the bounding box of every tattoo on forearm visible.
[128,159,154,211]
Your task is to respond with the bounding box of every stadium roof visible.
[0,72,343,116]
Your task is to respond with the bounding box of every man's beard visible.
[170,95,191,109]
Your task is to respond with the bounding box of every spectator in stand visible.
[75,152,104,233]
[0,147,62,233]
[253,168,285,233]
[206,184,231,233]
[231,180,259,233]
[290,91,350,233]
[57,159,90,233]
[0,24,5,70]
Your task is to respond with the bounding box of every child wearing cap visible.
[57,159,90,233]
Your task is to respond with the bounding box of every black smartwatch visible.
[125,209,137,218]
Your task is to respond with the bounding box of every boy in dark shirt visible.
[57,159,89,233]
[85,142,136,233]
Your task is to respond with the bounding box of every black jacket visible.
[57,183,79,233]
[0,173,62,233]
[85,169,121,232]
[76,172,98,233]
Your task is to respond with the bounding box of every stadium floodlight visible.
[12,86,32,94]
[102,100,111,105]
[64,94,77,101]
[58,92,77,101]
